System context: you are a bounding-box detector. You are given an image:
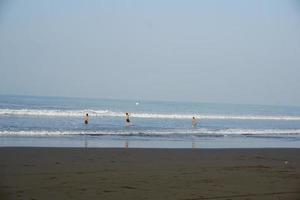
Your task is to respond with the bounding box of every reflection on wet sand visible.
[84,134,88,148]
[125,140,129,148]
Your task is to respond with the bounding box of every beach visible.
[2,0,300,199]
[1,148,299,200]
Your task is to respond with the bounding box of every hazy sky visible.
[1,0,300,106]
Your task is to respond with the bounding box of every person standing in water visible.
[84,113,89,124]
[192,116,197,127]
[125,112,130,126]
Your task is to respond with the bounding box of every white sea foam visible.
[1,129,300,136]
[1,108,300,121]
[0,109,115,117]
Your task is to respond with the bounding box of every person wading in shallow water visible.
[192,116,197,127]
[84,113,89,124]
[125,112,130,127]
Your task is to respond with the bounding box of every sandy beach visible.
[0,148,300,200]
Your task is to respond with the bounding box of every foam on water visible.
[1,128,300,136]
[1,108,300,121]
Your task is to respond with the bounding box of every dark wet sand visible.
[0,148,300,200]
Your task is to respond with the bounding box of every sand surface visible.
[0,148,300,200]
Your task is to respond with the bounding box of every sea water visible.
[1,95,300,148]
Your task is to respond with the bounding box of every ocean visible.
[1,95,300,148]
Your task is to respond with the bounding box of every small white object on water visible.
[284,160,288,165]
[135,102,139,105]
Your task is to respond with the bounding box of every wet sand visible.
[0,148,300,200]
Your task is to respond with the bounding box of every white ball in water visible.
[136,102,139,105]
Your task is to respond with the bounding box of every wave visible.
[1,108,300,121]
[1,129,300,136]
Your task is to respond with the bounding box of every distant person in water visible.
[192,116,197,127]
[125,112,130,126]
[84,113,89,124]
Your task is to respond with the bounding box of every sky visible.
[0,0,300,106]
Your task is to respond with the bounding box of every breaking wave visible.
[1,108,300,121]
[1,128,300,136]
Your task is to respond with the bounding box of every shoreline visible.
[1,147,300,200]
[1,146,300,149]
[1,134,300,149]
